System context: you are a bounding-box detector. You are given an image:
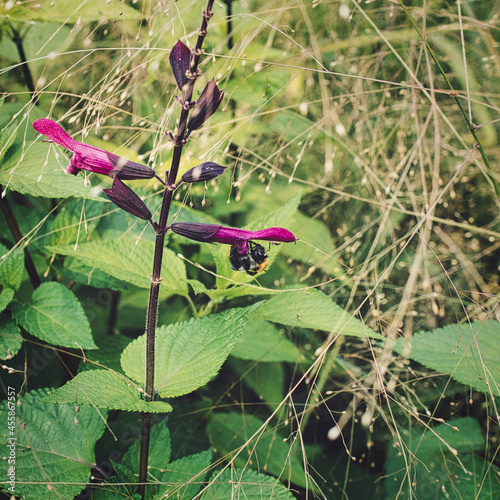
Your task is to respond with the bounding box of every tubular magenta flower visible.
[33,119,158,181]
[170,222,296,253]
[170,222,296,275]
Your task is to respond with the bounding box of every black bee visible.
[229,241,269,276]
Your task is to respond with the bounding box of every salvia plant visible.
[2,2,302,499]
[2,1,499,499]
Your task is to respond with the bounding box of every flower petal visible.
[34,118,156,180]
[170,222,296,252]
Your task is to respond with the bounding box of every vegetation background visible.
[0,0,499,498]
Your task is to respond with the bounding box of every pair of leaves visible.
[42,304,258,411]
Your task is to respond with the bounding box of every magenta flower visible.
[169,222,296,253]
[170,222,296,275]
[33,119,158,181]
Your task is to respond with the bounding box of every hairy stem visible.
[11,28,38,105]
[137,2,216,496]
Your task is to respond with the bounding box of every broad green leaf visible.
[229,358,285,413]
[0,243,24,291]
[79,334,133,374]
[208,412,308,488]
[150,449,213,500]
[0,317,22,359]
[122,418,171,474]
[0,114,19,160]
[11,0,142,24]
[41,370,173,413]
[122,305,259,398]
[0,287,15,314]
[58,258,128,291]
[232,317,302,363]
[0,22,74,69]
[394,320,500,396]
[254,288,384,340]
[284,211,343,277]
[48,198,103,247]
[201,468,296,500]
[12,281,97,350]
[384,417,500,499]
[0,388,106,500]
[0,142,103,200]
[47,238,187,292]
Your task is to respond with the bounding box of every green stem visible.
[397,0,500,199]
[137,2,216,497]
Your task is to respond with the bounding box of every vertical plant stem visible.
[137,2,215,496]
[11,28,39,105]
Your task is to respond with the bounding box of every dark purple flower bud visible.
[170,222,296,253]
[187,79,224,131]
[105,154,157,181]
[102,177,152,221]
[169,40,192,91]
[181,162,226,184]
[33,119,158,181]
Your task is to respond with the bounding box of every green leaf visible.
[232,317,302,363]
[26,0,142,24]
[0,114,19,161]
[48,198,103,247]
[47,238,187,292]
[79,334,133,374]
[201,468,296,499]
[0,317,22,359]
[0,243,24,291]
[0,287,15,314]
[254,288,384,340]
[41,370,173,413]
[0,142,103,200]
[229,358,285,413]
[58,258,128,291]
[12,281,97,350]
[122,418,171,475]
[208,411,308,489]
[150,449,213,500]
[0,388,106,500]
[284,211,343,277]
[122,305,259,398]
[384,417,500,499]
[394,320,500,396]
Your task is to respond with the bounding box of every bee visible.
[229,241,269,276]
